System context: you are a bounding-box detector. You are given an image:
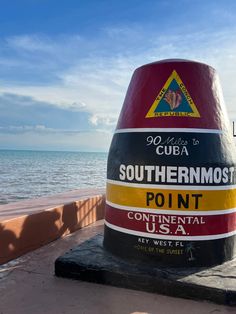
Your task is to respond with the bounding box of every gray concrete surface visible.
[0,220,235,314]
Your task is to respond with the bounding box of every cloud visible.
[0,92,92,130]
[89,113,118,127]
[1,19,236,151]
[6,35,55,53]
[0,124,49,134]
[0,92,113,151]
[0,128,112,152]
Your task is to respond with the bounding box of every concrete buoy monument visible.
[104,59,236,266]
[55,60,236,305]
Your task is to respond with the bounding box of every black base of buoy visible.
[103,226,236,267]
[55,234,236,306]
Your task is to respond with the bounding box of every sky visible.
[0,0,236,152]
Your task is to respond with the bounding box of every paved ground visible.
[0,220,235,314]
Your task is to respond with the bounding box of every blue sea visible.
[0,150,107,205]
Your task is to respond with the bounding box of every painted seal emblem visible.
[146,70,200,118]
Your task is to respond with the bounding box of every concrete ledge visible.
[0,188,105,265]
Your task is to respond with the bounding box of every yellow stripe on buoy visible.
[106,182,236,211]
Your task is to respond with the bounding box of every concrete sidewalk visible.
[0,220,234,314]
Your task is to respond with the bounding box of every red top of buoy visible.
[116,59,228,130]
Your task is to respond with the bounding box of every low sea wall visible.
[0,188,105,265]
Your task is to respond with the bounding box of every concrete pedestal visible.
[55,234,236,306]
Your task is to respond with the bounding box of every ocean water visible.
[0,150,107,205]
